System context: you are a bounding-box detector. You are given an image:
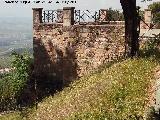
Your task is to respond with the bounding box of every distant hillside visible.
[0,47,33,68]
[0,48,33,57]
[0,17,33,60]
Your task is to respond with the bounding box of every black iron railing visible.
[43,10,63,23]
[42,9,124,23]
[74,10,100,23]
[43,10,100,23]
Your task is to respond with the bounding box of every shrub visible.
[10,51,32,94]
[140,33,160,59]
[0,51,33,111]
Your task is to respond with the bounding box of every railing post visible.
[57,9,63,23]
[63,7,75,26]
[32,8,43,24]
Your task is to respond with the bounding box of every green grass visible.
[24,58,158,120]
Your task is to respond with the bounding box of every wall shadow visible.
[19,37,78,105]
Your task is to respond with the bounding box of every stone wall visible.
[33,8,125,86]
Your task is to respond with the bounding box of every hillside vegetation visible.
[0,57,159,120]
[23,58,157,120]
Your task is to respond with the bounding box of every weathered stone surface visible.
[33,7,125,84]
[33,22,125,85]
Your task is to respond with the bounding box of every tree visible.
[120,0,140,57]
[107,8,124,21]
[148,2,160,24]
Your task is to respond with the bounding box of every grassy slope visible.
[0,112,22,120]
[27,58,158,120]
[0,58,158,120]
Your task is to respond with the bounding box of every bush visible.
[140,33,160,59]
[0,51,33,111]
[10,52,32,94]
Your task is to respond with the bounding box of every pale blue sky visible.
[0,0,159,18]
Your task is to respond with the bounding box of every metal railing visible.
[42,9,124,23]
[43,10,63,23]
[74,10,100,23]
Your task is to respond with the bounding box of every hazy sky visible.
[0,0,159,18]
